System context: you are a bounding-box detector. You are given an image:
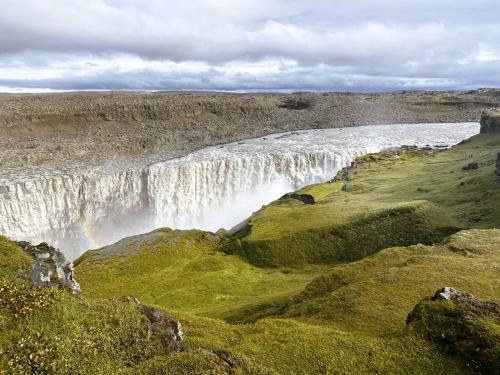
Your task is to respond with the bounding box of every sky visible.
[1,0,500,92]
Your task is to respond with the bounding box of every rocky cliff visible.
[16,241,81,296]
[480,110,500,133]
[0,89,498,175]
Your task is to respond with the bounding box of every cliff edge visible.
[480,110,500,133]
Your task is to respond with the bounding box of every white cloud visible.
[0,0,499,91]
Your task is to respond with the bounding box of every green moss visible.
[76,229,327,320]
[225,133,500,267]
[0,231,484,374]
[0,237,176,374]
[74,228,499,373]
[253,229,500,333]
[0,236,32,279]
[0,284,164,373]
[172,312,470,375]
[231,201,458,267]
[407,295,500,373]
[123,350,275,375]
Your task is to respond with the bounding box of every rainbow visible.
[78,218,102,250]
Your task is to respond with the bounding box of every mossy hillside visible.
[75,228,328,320]
[230,201,457,267]
[0,237,278,374]
[249,229,500,334]
[407,293,500,373]
[171,311,469,375]
[0,238,173,374]
[1,237,474,374]
[227,133,500,267]
[0,235,32,278]
[75,228,498,374]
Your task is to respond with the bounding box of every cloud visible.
[0,0,499,91]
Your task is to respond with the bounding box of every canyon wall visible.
[1,90,498,175]
[0,123,479,259]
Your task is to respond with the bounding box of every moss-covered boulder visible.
[480,110,500,133]
[120,296,184,353]
[407,287,500,373]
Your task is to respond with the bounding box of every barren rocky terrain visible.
[1,89,499,177]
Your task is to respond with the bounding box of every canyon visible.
[0,122,479,259]
[1,89,498,176]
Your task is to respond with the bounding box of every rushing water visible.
[0,122,479,259]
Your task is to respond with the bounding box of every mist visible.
[0,122,479,259]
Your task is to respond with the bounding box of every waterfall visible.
[0,122,479,259]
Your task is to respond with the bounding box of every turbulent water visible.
[0,122,479,259]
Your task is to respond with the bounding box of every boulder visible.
[480,110,500,133]
[462,161,478,170]
[407,287,500,373]
[16,241,81,296]
[121,296,184,352]
[280,193,315,205]
[290,193,315,204]
[431,287,472,301]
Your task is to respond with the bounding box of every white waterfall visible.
[0,122,479,259]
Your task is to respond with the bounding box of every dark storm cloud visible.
[0,0,499,91]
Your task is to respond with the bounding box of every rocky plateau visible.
[1,89,499,178]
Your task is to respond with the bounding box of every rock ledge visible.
[480,110,500,133]
[16,241,81,296]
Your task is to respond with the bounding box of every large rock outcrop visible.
[120,296,184,353]
[407,287,500,373]
[480,110,500,133]
[16,241,81,296]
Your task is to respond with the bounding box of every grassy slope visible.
[73,229,500,374]
[0,237,173,374]
[250,229,500,333]
[70,133,499,373]
[75,229,327,320]
[229,133,500,267]
[1,236,469,374]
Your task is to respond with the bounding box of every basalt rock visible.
[278,95,313,110]
[281,193,315,205]
[407,287,500,373]
[16,241,81,296]
[462,161,479,170]
[431,287,473,301]
[480,110,500,133]
[120,296,184,352]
